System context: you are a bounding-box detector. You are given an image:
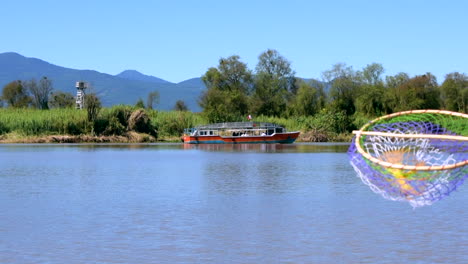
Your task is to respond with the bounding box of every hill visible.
[115,70,172,84]
[0,52,205,111]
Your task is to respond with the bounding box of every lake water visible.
[1,143,468,263]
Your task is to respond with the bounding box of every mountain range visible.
[0,52,206,111]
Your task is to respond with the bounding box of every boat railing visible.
[195,122,282,130]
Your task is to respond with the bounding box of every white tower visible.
[75,81,88,109]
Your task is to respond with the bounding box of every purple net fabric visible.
[349,121,468,208]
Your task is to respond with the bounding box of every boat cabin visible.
[184,122,286,137]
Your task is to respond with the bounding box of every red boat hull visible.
[181,132,300,144]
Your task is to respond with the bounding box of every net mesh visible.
[348,110,468,207]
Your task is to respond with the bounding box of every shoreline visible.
[0,132,161,144]
[0,132,352,144]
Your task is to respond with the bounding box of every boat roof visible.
[195,122,283,130]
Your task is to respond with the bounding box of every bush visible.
[0,121,10,135]
[128,109,158,138]
[98,105,134,136]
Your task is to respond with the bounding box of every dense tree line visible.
[200,49,468,132]
[0,77,76,109]
[2,51,467,135]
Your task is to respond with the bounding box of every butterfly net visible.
[348,110,468,207]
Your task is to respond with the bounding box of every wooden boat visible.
[181,122,300,144]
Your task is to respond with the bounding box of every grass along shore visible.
[0,107,355,143]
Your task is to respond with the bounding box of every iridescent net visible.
[348,110,468,207]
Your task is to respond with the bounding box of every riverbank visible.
[0,107,356,143]
[0,131,352,144]
[0,131,158,143]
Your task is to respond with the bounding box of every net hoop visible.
[354,109,468,171]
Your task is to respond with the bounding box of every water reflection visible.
[204,158,293,194]
[201,147,357,197]
[0,142,350,153]
[1,144,468,264]
[183,142,349,153]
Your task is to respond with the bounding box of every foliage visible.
[0,108,87,135]
[199,88,229,122]
[203,55,253,94]
[255,49,296,93]
[251,49,296,117]
[195,51,465,135]
[3,52,468,142]
[147,90,160,110]
[322,63,359,116]
[355,84,386,116]
[49,91,75,108]
[287,79,325,116]
[200,55,252,122]
[85,93,101,128]
[174,100,188,111]
[128,109,153,134]
[149,110,206,139]
[1,80,31,108]
[359,63,384,86]
[393,73,440,111]
[96,105,134,135]
[440,72,468,113]
[0,107,363,141]
[385,72,410,89]
[0,106,155,138]
[382,72,410,112]
[24,77,53,109]
[135,98,145,109]
[354,63,386,116]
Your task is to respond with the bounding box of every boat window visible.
[209,131,213,135]
[275,128,283,133]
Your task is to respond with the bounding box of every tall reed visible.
[149,111,207,138]
[0,108,88,135]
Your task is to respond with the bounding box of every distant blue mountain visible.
[0,52,323,111]
[0,52,205,111]
[116,69,172,84]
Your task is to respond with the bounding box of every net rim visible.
[354,109,468,171]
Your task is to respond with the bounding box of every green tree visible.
[440,72,468,113]
[200,55,253,122]
[135,98,145,108]
[174,100,188,111]
[359,63,384,86]
[322,63,358,116]
[147,90,160,110]
[1,80,31,108]
[199,88,228,122]
[385,72,410,89]
[355,84,386,116]
[383,72,410,113]
[288,79,325,116]
[355,63,386,116]
[252,49,296,117]
[85,93,101,122]
[49,91,75,108]
[24,77,53,109]
[393,73,440,111]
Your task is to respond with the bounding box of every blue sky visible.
[1,0,467,83]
